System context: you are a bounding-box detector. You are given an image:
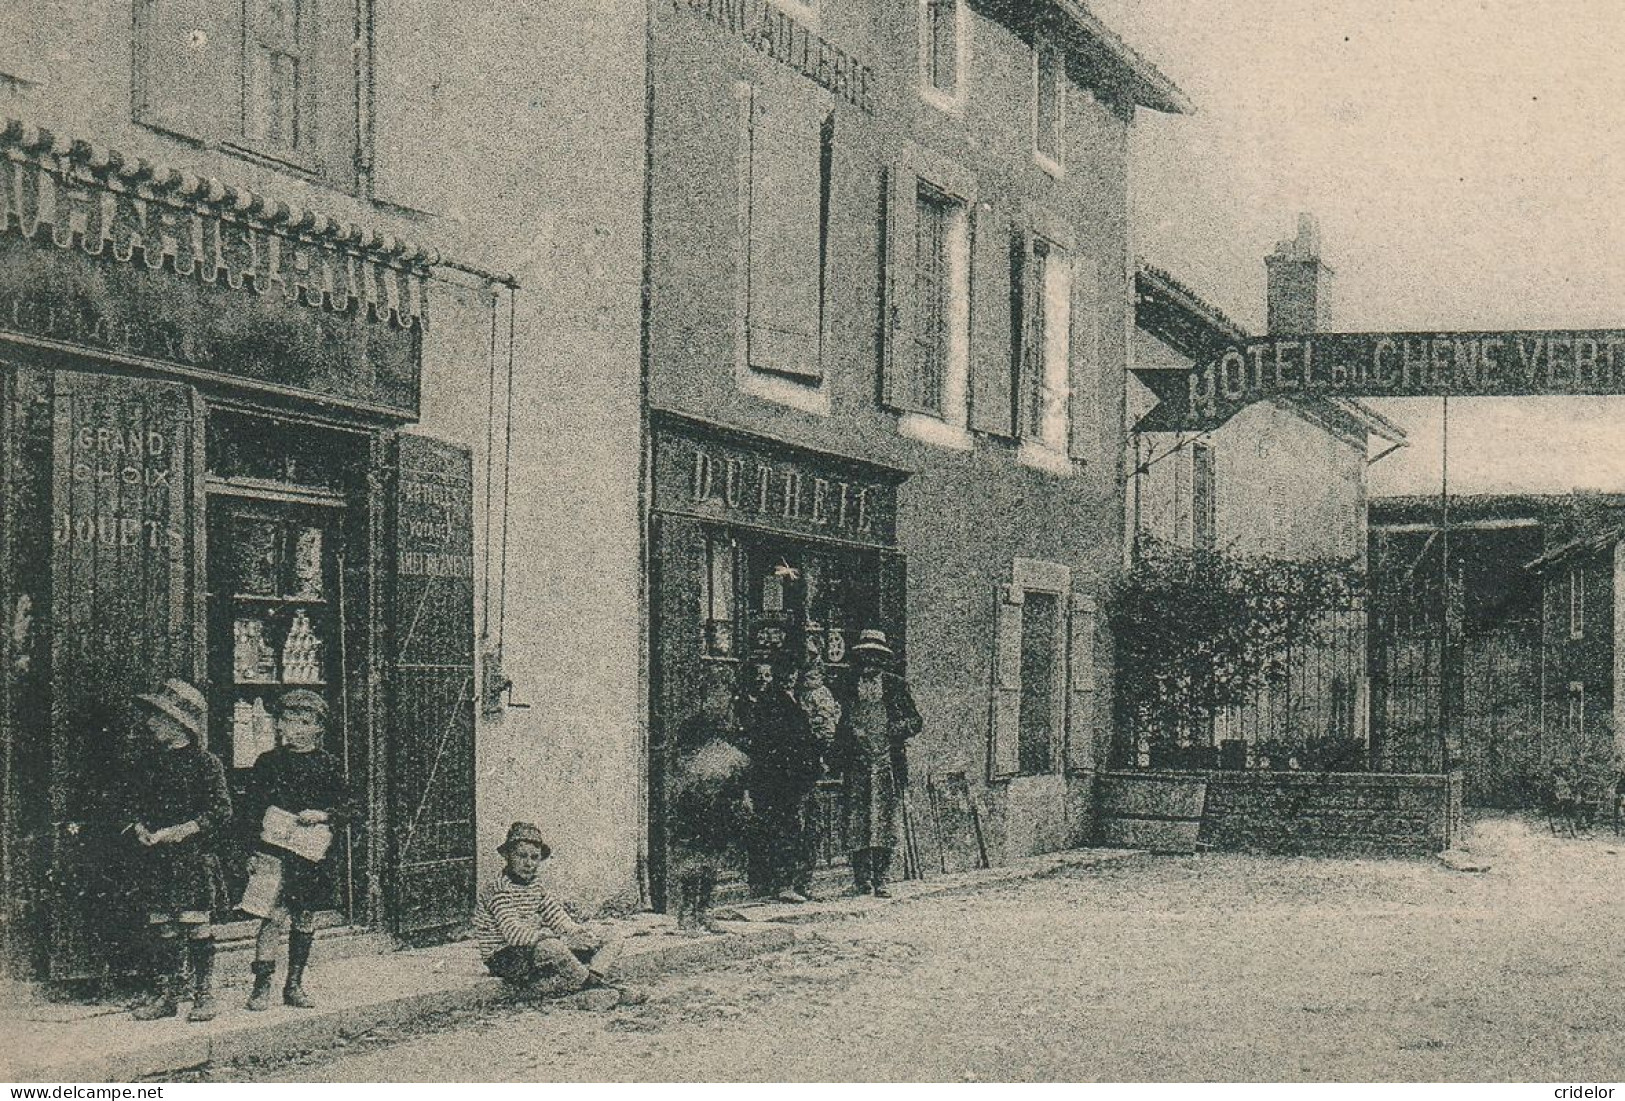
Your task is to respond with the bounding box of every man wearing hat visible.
[472,822,622,992]
[121,677,233,1022]
[238,688,358,1011]
[833,629,922,897]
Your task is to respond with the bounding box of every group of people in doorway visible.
[118,677,354,1023]
[667,628,923,931]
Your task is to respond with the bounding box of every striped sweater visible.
[472,872,587,961]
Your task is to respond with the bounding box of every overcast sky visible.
[1092,0,1625,495]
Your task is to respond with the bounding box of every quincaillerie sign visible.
[0,118,430,416]
[654,417,902,547]
[1137,329,1625,431]
[668,0,876,115]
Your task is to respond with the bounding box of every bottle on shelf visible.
[282,609,323,684]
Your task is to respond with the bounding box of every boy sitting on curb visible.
[473,823,623,995]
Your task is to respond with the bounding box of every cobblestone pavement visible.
[250,814,1625,1082]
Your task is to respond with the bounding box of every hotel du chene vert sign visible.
[1136,328,1625,431]
[0,117,432,418]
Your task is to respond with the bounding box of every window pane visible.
[705,535,737,658]
[1036,45,1062,160]
[914,186,954,416]
[1018,590,1060,774]
[1024,241,1049,437]
[927,0,957,92]
[1192,442,1216,550]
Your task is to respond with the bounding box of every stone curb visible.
[9,925,796,1083]
[715,847,1148,925]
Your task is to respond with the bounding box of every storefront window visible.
[704,533,739,658]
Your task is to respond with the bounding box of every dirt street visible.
[252,814,1625,1082]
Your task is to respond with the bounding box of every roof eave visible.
[1054,0,1194,114]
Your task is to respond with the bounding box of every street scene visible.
[240,814,1625,1083]
[2,0,1623,1087]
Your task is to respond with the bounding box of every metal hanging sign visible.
[1134,329,1625,431]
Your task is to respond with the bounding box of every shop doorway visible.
[205,410,370,924]
[649,514,905,909]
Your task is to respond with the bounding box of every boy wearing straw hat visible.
[238,688,357,1011]
[122,677,233,1022]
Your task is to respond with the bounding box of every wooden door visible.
[386,435,476,935]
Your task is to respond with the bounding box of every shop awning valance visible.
[1,117,432,330]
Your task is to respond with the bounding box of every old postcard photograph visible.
[0,0,1622,1087]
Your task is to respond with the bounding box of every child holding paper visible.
[238,689,357,1010]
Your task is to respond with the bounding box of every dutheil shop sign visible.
[652,416,902,547]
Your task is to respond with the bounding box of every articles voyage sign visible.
[1136,329,1625,430]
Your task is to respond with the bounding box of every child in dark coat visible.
[666,670,751,932]
[123,678,233,1022]
[238,689,357,1010]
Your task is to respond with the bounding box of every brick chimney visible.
[1265,213,1333,334]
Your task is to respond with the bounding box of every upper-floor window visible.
[1033,40,1065,172]
[244,0,308,154]
[745,86,830,385]
[883,172,970,436]
[1012,234,1071,453]
[133,0,356,186]
[1568,564,1585,639]
[1192,440,1216,551]
[920,0,966,108]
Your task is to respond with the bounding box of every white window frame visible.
[1569,564,1585,639]
[918,0,969,113]
[1568,681,1585,737]
[1032,36,1066,178]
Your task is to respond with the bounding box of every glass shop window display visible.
[206,411,360,919]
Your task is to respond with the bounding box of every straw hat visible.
[134,677,208,741]
[497,821,551,859]
[849,629,896,660]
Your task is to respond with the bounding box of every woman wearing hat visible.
[120,677,233,1022]
[833,629,921,897]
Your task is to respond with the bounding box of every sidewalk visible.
[1,919,795,1083]
[1,846,1144,1082]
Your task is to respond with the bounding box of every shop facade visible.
[645,0,1189,904]
[647,414,909,904]
[0,127,477,981]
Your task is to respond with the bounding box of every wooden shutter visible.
[989,583,1022,779]
[1066,592,1098,772]
[1014,230,1039,438]
[387,434,476,934]
[371,0,451,212]
[133,0,239,143]
[747,89,825,381]
[881,159,927,412]
[1068,252,1101,462]
[969,203,1015,437]
[1043,248,1073,449]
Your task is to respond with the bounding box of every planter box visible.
[1097,772,1209,854]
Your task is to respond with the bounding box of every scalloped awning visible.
[1,117,434,417]
[1,117,434,330]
